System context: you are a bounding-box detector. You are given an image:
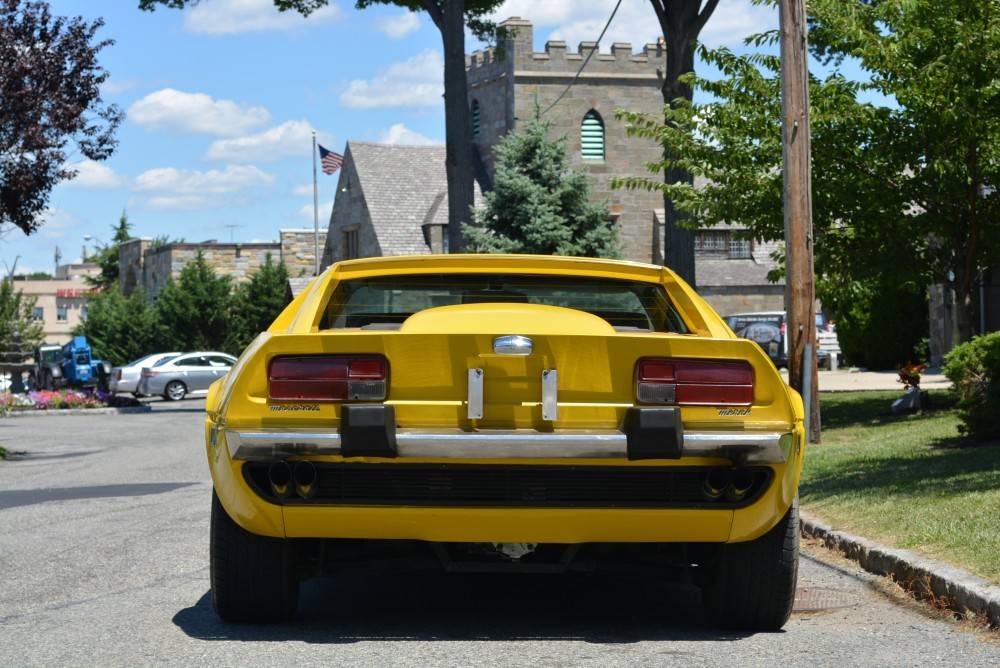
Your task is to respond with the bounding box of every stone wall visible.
[698,286,786,317]
[467,17,666,262]
[280,228,328,277]
[322,158,381,265]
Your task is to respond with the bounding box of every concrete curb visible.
[3,405,153,417]
[801,510,1000,628]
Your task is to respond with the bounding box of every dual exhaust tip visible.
[268,460,317,499]
[703,466,756,502]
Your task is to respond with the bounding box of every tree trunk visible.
[439,0,475,253]
[657,1,705,287]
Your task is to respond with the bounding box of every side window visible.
[581,110,605,161]
[32,307,44,321]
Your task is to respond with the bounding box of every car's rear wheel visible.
[164,380,187,401]
[210,490,298,623]
[701,498,799,631]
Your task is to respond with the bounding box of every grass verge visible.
[801,390,1000,584]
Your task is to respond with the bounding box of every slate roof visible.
[345,142,440,256]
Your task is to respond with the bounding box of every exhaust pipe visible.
[268,461,292,498]
[726,467,756,502]
[293,460,317,499]
[703,466,731,499]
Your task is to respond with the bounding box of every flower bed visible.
[0,389,143,415]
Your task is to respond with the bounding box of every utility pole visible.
[780,0,820,443]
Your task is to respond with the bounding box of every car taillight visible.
[141,369,157,378]
[269,356,387,402]
[116,369,122,380]
[636,359,753,406]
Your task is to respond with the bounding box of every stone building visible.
[320,16,784,314]
[120,228,326,300]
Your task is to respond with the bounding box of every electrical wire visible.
[540,0,625,116]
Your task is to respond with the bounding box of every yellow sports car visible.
[206,254,805,629]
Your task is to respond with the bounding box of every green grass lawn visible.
[801,390,1000,584]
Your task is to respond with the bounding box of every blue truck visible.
[33,336,112,392]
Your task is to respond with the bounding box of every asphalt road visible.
[1,401,997,667]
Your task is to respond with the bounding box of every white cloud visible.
[376,11,421,39]
[378,123,441,146]
[184,0,343,35]
[142,195,222,212]
[340,49,443,109]
[134,165,275,194]
[39,207,85,240]
[488,0,773,51]
[128,89,271,137]
[203,120,323,163]
[298,200,334,220]
[64,160,125,190]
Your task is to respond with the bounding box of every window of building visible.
[581,110,605,161]
[343,226,360,260]
[32,307,44,321]
[57,305,68,322]
[471,100,481,139]
[696,230,753,259]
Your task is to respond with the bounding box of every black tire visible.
[210,490,298,623]
[163,380,187,401]
[701,498,799,631]
[42,372,54,391]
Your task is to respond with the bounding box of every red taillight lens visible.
[269,356,387,402]
[636,359,753,406]
[116,370,122,381]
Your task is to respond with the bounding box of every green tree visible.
[73,288,157,367]
[225,253,289,355]
[616,0,1000,348]
[0,279,43,352]
[154,251,232,352]
[1,0,122,235]
[86,211,133,293]
[463,117,619,258]
[139,0,506,253]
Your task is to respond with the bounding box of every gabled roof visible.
[347,141,448,256]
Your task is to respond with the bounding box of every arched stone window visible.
[471,100,481,139]
[581,110,605,161]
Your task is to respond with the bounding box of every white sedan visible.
[110,352,181,396]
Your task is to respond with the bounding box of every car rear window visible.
[320,273,689,333]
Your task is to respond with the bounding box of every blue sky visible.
[4,0,782,276]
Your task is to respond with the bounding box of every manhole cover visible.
[793,587,860,612]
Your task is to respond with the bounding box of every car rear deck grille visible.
[243,463,771,509]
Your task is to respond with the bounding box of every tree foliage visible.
[85,212,133,293]
[140,0,506,253]
[153,252,233,353]
[0,279,43,353]
[0,0,122,235]
[73,288,158,366]
[617,0,1000,348]
[224,253,289,354]
[463,117,619,258]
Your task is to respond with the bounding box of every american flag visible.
[318,144,344,175]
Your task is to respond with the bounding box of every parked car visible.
[723,311,840,369]
[110,352,181,396]
[205,255,806,630]
[139,352,236,401]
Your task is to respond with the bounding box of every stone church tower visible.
[466,17,667,263]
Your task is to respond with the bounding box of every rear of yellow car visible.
[205,255,805,629]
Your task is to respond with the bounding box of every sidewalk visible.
[780,367,953,392]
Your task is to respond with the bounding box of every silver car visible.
[110,352,181,396]
[138,352,237,401]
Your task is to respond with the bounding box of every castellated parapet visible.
[466,17,668,263]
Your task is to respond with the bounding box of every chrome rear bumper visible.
[223,428,792,465]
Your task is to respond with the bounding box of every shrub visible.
[943,332,1000,441]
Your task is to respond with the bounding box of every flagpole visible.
[312,130,320,275]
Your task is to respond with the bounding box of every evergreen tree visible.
[73,288,157,366]
[86,211,132,293]
[0,279,43,352]
[225,253,289,355]
[463,117,620,258]
[154,251,232,352]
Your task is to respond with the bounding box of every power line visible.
[540,0,624,117]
